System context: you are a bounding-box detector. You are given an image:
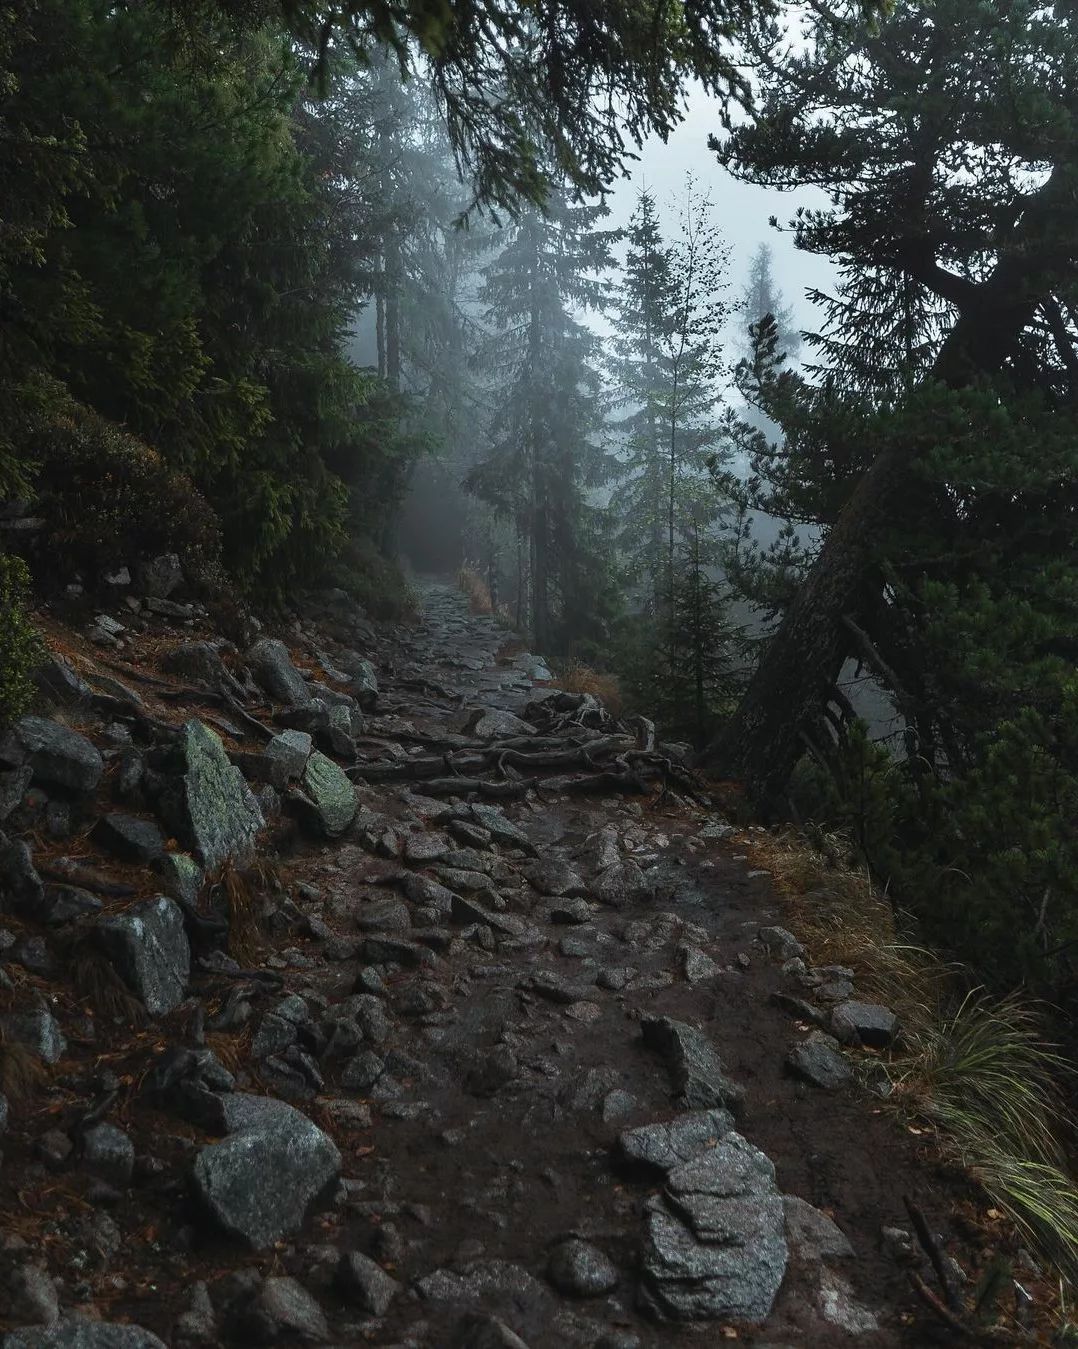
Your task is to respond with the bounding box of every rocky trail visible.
[0,577,978,1347]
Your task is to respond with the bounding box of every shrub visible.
[325,536,419,622]
[457,565,494,615]
[27,406,222,591]
[0,552,43,728]
[557,661,623,715]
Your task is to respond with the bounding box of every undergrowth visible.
[0,551,43,728]
[556,660,623,715]
[457,564,494,615]
[746,827,1078,1298]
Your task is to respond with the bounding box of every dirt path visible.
[0,580,965,1348]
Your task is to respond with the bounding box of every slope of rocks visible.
[0,576,977,1346]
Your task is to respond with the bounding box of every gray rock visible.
[641,1017,745,1113]
[8,1264,59,1325]
[0,831,43,912]
[0,1092,8,1134]
[549,897,591,925]
[332,649,379,705]
[2,1322,166,1348]
[546,1239,618,1297]
[81,1123,135,1186]
[172,1281,217,1348]
[0,718,103,795]
[161,641,245,698]
[467,709,537,739]
[0,1007,66,1063]
[32,655,93,708]
[296,751,356,837]
[817,1270,879,1333]
[247,638,311,707]
[758,926,806,961]
[680,945,721,985]
[524,854,587,898]
[91,814,166,864]
[139,552,183,599]
[830,1001,898,1048]
[336,1250,400,1314]
[41,883,102,925]
[468,804,538,856]
[162,720,264,870]
[98,895,190,1015]
[452,1318,531,1349]
[192,1094,341,1249]
[0,765,31,821]
[264,730,313,781]
[639,1133,787,1323]
[783,1196,855,1261]
[786,1031,853,1090]
[416,1260,546,1307]
[618,1109,734,1173]
[240,1276,329,1344]
[155,852,203,906]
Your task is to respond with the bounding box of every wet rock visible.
[363,934,435,968]
[295,750,356,837]
[639,1133,787,1323]
[139,552,183,599]
[247,638,311,707]
[453,894,531,940]
[405,831,450,863]
[549,897,591,925]
[817,1270,879,1333]
[758,926,805,961]
[349,895,410,933]
[528,969,596,1004]
[641,1016,745,1113]
[0,765,31,821]
[336,1250,400,1314]
[236,1276,329,1344]
[0,1007,66,1063]
[41,883,102,925]
[0,832,43,912]
[160,720,264,870]
[416,1259,546,1308]
[2,1323,166,1348]
[786,1031,853,1090]
[547,1239,619,1297]
[340,1050,385,1092]
[91,813,166,864]
[593,1334,641,1349]
[264,730,313,781]
[156,852,203,906]
[401,873,456,911]
[680,945,720,985]
[0,718,103,795]
[448,819,492,849]
[172,1281,217,1347]
[161,641,245,698]
[98,895,190,1015]
[462,1044,518,1098]
[618,1109,735,1174]
[192,1094,341,1249]
[468,804,538,856]
[524,854,587,898]
[81,1123,135,1186]
[332,649,379,706]
[32,654,93,708]
[783,1196,855,1261]
[7,1264,59,1325]
[452,1317,531,1349]
[466,708,537,739]
[830,1001,898,1048]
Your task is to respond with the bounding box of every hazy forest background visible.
[5,0,1078,1010]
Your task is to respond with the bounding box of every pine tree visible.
[468,188,618,654]
[739,243,800,366]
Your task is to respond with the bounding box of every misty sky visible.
[607,86,838,343]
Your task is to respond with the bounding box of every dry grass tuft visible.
[0,1032,50,1109]
[457,566,494,615]
[66,931,147,1026]
[208,861,264,965]
[557,661,623,715]
[744,825,1078,1294]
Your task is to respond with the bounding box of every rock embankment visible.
[0,579,948,1347]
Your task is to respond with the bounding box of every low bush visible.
[557,661,623,715]
[27,406,222,590]
[326,536,419,622]
[457,565,494,615]
[0,552,43,728]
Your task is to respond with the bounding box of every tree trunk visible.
[703,261,1042,804]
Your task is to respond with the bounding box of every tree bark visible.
[703,245,1049,804]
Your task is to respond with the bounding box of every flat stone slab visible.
[640,1132,787,1323]
[619,1109,735,1173]
[2,1322,166,1348]
[0,717,103,795]
[162,720,264,870]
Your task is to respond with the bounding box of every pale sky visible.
[606,86,837,343]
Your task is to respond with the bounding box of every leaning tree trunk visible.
[703,256,1043,805]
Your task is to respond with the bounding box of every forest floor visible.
[0,579,1022,1348]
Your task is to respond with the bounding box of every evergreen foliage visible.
[0,553,42,729]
